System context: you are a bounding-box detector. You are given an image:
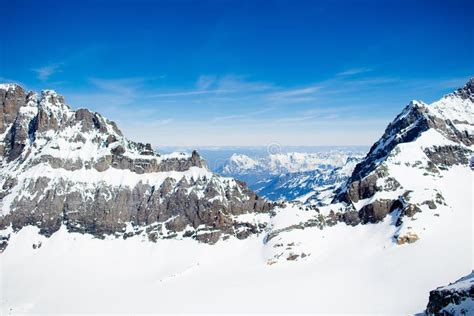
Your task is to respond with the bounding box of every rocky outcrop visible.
[454,77,474,102]
[358,199,402,224]
[0,84,274,247]
[424,145,471,169]
[426,272,474,315]
[395,232,419,245]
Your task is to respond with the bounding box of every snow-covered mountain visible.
[217,150,366,201]
[0,79,473,314]
[326,78,474,244]
[219,151,364,179]
[0,84,273,250]
[253,156,361,202]
[252,79,473,312]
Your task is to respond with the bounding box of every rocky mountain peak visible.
[0,83,22,92]
[41,89,63,99]
[39,89,69,111]
[346,79,474,183]
[330,80,473,240]
[0,84,274,248]
[0,83,26,133]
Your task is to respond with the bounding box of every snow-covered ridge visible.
[225,153,259,172]
[0,83,19,91]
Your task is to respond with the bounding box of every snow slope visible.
[0,163,471,314]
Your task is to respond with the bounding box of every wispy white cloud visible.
[278,86,321,97]
[66,77,163,119]
[89,77,149,97]
[32,63,63,81]
[196,75,217,90]
[67,92,135,110]
[156,118,174,125]
[214,75,274,92]
[62,71,472,147]
[411,77,472,90]
[337,67,373,76]
[149,89,231,98]
[148,75,274,99]
[210,114,248,122]
[210,107,274,123]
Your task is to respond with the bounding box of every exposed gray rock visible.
[0,84,25,134]
[394,202,421,227]
[358,199,402,224]
[424,145,470,169]
[454,77,474,102]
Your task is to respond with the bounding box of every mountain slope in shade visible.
[0,84,273,249]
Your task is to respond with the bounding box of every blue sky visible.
[1,0,472,146]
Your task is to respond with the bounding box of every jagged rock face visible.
[357,199,402,224]
[0,85,26,134]
[426,272,474,315]
[0,84,273,247]
[332,79,474,232]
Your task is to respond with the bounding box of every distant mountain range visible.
[215,151,365,202]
